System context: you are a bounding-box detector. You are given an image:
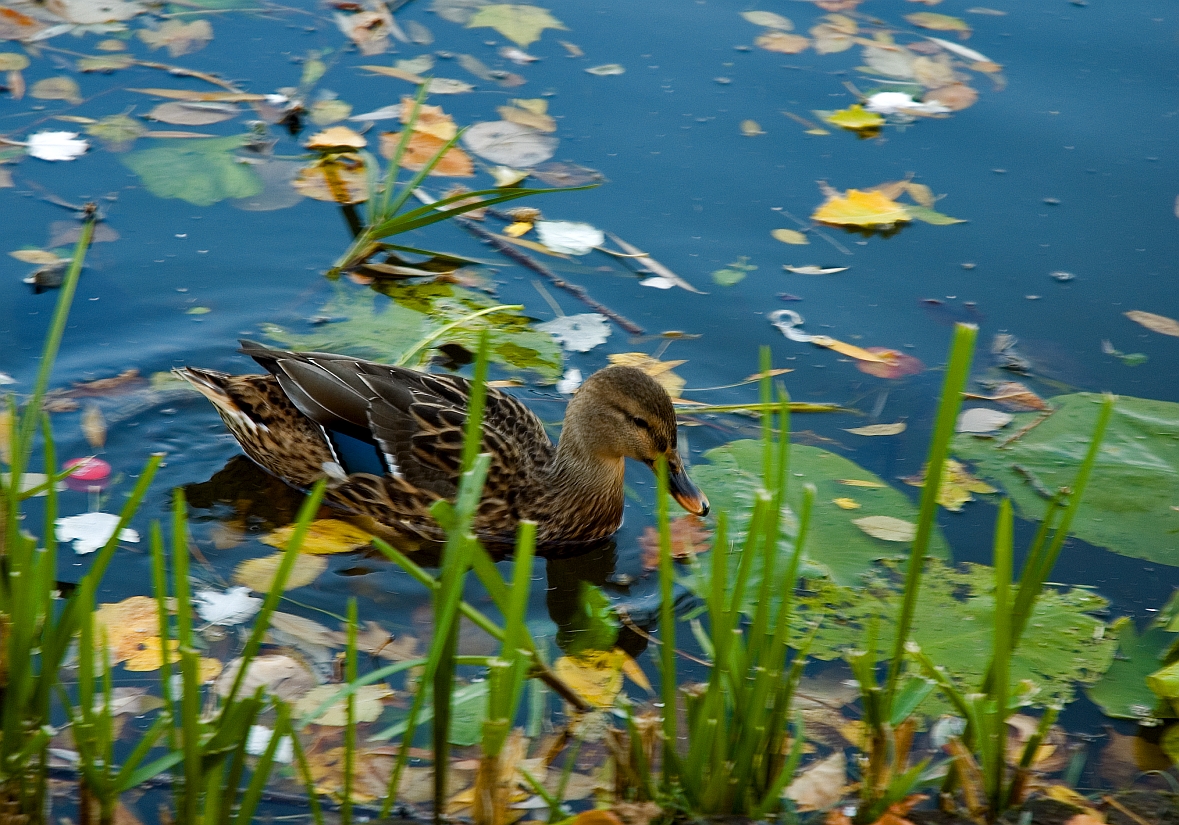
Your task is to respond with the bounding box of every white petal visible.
[55,512,139,555]
[195,586,262,626]
[27,131,89,162]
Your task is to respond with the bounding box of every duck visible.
[175,340,709,548]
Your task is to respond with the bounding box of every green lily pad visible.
[793,560,1117,713]
[1085,619,1173,721]
[122,134,261,206]
[952,393,1179,566]
[556,583,619,656]
[688,440,948,591]
[263,283,562,381]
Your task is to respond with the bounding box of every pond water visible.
[2,0,1179,798]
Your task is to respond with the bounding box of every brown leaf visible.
[81,403,106,449]
[31,76,82,104]
[292,154,369,204]
[854,348,925,379]
[965,381,1048,411]
[1125,309,1179,337]
[923,83,978,111]
[213,653,318,701]
[785,751,846,811]
[138,19,213,57]
[755,31,810,54]
[639,514,712,569]
[379,130,474,176]
[400,96,458,140]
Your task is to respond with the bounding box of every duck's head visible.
[562,366,709,516]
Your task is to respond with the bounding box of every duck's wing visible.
[239,341,554,500]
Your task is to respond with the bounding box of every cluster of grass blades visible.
[330,83,592,278]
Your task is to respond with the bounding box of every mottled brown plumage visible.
[175,341,708,548]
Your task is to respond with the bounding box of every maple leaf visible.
[466,4,567,47]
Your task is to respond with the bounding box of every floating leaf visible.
[86,113,146,151]
[832,497,861,510]
[292,153,368,204]
[924,82,978,111]
[812,188,910,227]
[783,265,848,275]
[741,10,792,29]
[81,404,106,448]
[335,10,391,56]
[811,22,854,54]
[954,393,1179,566]
[263,519,374,555]
[1086,618,1173,720]
[296,684,392,725]
[77,53,134,72]
[306,126,367,150]
[785,752,846,811]
[31,76,82,104]
[854,347,924,379]
[537,314,611,352]
[845,422,906,436]
[585,63,625,76]
[400,96,457,140]
[772,228,809,245]
[462,120,557,167]
[378,130,473,176]
[853,515,916,542]
[1125,310,1179,337]
[214,654,318,701]
[466,4,567,47]
[795,559,1116,714]
[148,100,239,126]
[265,283,562,381]
[902,458,997,512]
[712,256,756,287]
[739,119,764,136]
[56,512,140,554]
[233,552,328,591]
[94,596,162,664]
[839,478,886,488]
[906,11,972,37]
[862,44,916,79]
[755,31,808,54]
[906,204,966,224]
[965,381,1049,411]
[825,103,884,131]
[123,134,261,206]
[535,220,603,254]
[956,407,1013,434]
[46,0,144,23]
[499,104,556,132]
[309,98,352,126]
[138,19,213,57]
[0,52,29,71]
[607,353,685,399]
[194,586,262,625]
[555,649,627,707]
[639,514,711,569]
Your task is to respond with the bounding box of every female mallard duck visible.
[176,341,708,547]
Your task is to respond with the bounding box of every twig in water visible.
[998,410,1054,449]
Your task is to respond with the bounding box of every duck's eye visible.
[632,416,650,429]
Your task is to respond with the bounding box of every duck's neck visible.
[535,428,626,542]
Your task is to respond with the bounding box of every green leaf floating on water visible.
[1086,619,1174,721]
[556,583,620,656]
[122,135,262,206]
[688,440,948,590]
[793,560,1117,714]
[466,4,568,47]
[263,282,563,381]
[953,393,1179,566]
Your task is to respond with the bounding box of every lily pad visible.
[462,120,557,167]
[1086,618,1174,721]
[688,440,949,590]
[952,393,1179,566]
[263,283,562,381]
[792,560,1117,714]
[122,134,262,206]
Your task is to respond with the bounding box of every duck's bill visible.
[669,466,710,516]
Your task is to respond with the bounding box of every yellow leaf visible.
[844,422,906,436]
[905,12,972,36]
[123,636,180,671]
[466,4,568,47]
[295,683,393,726]
[785,751,846,811]
[233,552,327,591]
[503,221,533,237]
[554,649,627,707]
[755,31,809,54]
[622,654,653,692]
[400,97,458,141]
[812,189,911,227]
[607,353,687,399]
[490,166,529,187]
[359,65,423,83]
[825,103,884,131]
[853,515,916,542]
[198,656,224,682]
[378,131,474,177]
[902,458,997,512]
[1125,310,1179,337]
[498,105,556,132]
[494,233,569,257]
[95,596,161,664]
[838,478,886,488]
[772,228,809,245]
[740,119,765,136]
[82,404,106,449]
[811,335,897,363]
[262,519,374,555]
[832,498,861,510]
